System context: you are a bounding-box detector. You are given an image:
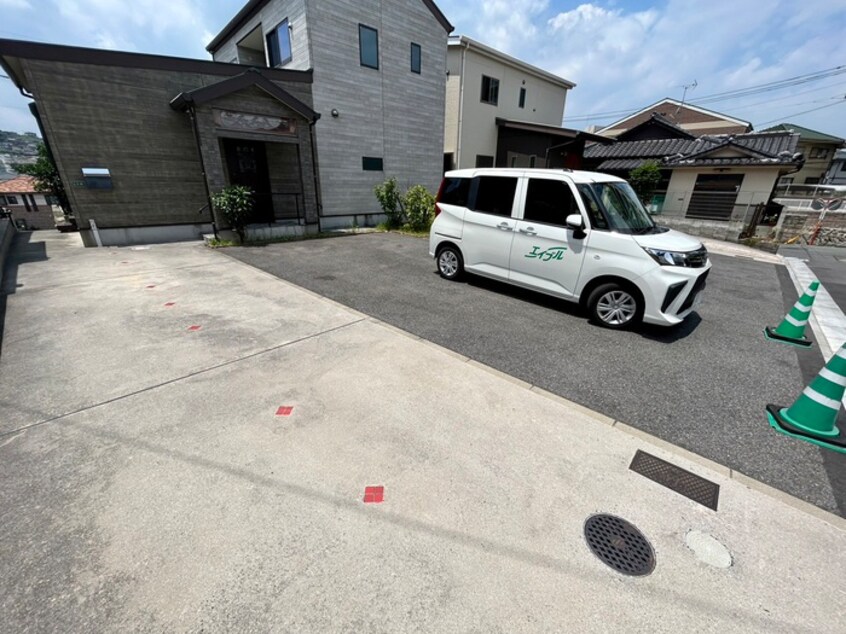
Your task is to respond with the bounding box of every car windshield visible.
[585,181,656,234]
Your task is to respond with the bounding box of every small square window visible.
[7,195,19,205]
[519,87,526,108]
[362,156,383,171]
[410,43,421,74]
[481,75,499,105]
[266,19,292,67]
[359,24,379,70]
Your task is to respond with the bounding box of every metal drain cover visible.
[584,514,656,576]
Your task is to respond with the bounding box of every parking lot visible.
[229,232,846,516]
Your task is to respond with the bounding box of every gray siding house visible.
[207,0,453,228]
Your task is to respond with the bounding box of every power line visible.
[755,98,846,127]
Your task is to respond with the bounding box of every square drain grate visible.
[629,450,720,511]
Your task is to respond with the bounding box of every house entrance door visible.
[222,139,273,224]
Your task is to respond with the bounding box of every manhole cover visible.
[584,514,656,576]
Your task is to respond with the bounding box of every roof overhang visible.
[208,0,453,53]
[496,118,609,143]
[170,68,320,122]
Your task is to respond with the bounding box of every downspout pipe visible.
[309,119,322,233]
[186,102,218,239]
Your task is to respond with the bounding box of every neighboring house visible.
[207,0,453,229]
[762,123,844,186]
[443,35,606,171]
[823,148,846,185]
[584,125,801,240]
[0,175,56,229]
[598,98,752,139]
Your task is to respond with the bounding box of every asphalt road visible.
[779,244,846,313]
[228,233,846,515]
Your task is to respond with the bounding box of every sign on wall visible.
[213,109,297,136]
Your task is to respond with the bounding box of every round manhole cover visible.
[584,514,656,576]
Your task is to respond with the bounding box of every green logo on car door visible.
[525,245,567,262]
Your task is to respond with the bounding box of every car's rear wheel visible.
[588,283,642,329]
[437,245,463,280]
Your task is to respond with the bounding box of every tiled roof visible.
[584,131,801,168]
[596,159,650,170]
[0,175,37,193]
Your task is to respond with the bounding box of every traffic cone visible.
[766,343,846,453]
[763,281,819,348]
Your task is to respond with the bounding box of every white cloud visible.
[0,0,32,9]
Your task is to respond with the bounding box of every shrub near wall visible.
[374,179,435,232]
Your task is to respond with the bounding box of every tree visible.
[12,143,71,215]
[211,185,254,243]
[628,161,662,206]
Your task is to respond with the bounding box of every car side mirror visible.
[566,214,586,239]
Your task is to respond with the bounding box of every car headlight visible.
[643,247,688,266]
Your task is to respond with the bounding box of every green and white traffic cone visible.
[766,343,846,453]
[763,280,819,348]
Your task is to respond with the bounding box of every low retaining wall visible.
[774,211,846,246]
[653,216,745,242]
[0,217,17,286]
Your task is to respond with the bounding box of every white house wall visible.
[450,45,568,169]
[663,167,782,220]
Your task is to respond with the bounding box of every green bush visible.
[403,185,435,232]
[374,178,404,228]
[374,178,435,231]
[628,161,662,205]
[211,185,254,243]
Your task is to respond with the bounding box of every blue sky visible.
[2,0,846,138]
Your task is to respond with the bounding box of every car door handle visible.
[519,227,537,236]
[497,222,513,231]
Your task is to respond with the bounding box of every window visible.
[576,185,609,230]
[529,156,536,168]
[266,19,292,67]
[362,156,383,171]
[475,155,494,168]
[809,146,829,159]
[480,75,499,105]
[524,179,580,226]
[778,176,794,186]
[472,176,517,216]
[359,24,379,69]
[804,177,820,185]
[438,177,471,206]
[6,195,18,205]
[519,87,526,108]
[410,43,421,74]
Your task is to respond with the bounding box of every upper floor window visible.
[519,87,526,108]
[481,75,499,105]
[266,19,292,67]
[809,146,829,159]
[359,24,379,69]
[410,43,421,74]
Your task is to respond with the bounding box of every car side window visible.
[472,176,518,216]
[576,184,609,230]
[439,177,471,206]
[524,179,580,226]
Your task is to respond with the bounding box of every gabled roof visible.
[207,0,453,52]
[449,36,575,89]
[170,68,319,122]
[584,131,801,170]
[0,175,38,194]
[760,123,845,144]
[598,98,751,135]
[617,112,695,141]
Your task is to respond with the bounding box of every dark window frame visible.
[524,178,581,227]
[480,75,499,105]
[475,154,494,168]
[410,42,421,74]
[6,195,18,205]
[470,175,518,217]
[519,87,526,108]
[362,156,384,171]
[359,24,379,70]
[266,18,292,67]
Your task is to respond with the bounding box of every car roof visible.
[443,168,625,184]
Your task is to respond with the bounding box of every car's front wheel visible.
[437,245,463,280]
[587,283,642,329]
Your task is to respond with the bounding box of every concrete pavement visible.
[1,232,845,632]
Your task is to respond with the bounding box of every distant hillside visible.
[0,130,41,181]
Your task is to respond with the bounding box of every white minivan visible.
[429,168,711,329]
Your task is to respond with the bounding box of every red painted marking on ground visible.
[120,261,130,264]
[276,406,294,416]
[187,325,202,331]
[164,302,176,307]
[363,486,384,504]
[146,285,156,289]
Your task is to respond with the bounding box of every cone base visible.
[767,404,846,454]
[763,326,813,348]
